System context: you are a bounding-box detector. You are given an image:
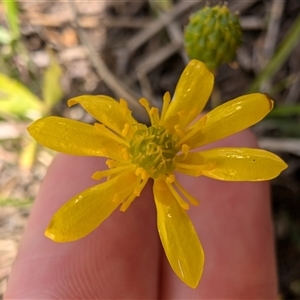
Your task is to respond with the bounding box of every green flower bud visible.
[184,4,242,70]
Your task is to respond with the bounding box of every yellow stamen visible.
[150,107,160,125]
[181,144,190,160]
[139,98,155,124]
[121,123,130,137]
[177,115,208,146]
[112,183,137,203]
[174,125,185,138]
[91,165,132,180]
[160,91,171,125]
[134,177,149,197]
[135,167,148,180]
[166,174,175,183]
[166,182,189,210]
[94,123,129,147]
[122,148,130,161]
[120,177,149,211]
[173,180,199,206]
[119,98,129,116]
[119,193,135,211]
[176,162,214,176]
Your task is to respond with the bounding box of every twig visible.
[69,1,148,123]
[103,17,151,28]
[229,0,261,12]
[239,16,265,30]
[135,42,182,104]
[166,21,189,64]
[126,1,199,55]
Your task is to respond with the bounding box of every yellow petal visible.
[153,178,204,288]
[28,116,124,159]
[45,171,139,242]
[163,60,214,130]
[185,93,274,148]
[179,147,287,181]
[68,95,137,135]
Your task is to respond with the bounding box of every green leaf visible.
[0,73,42,120]
[42,58,63,111]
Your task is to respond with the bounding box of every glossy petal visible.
[185,93,274,148]
[45,172,139,242]
[153,178,204,288]
[178,147,287,181]
[163,60,214,130]
[28,116,124,159]
[68,95,137,135]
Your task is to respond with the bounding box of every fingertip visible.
[5,154,160,299]
[160,129,278,298]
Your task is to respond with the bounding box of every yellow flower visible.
[28,60,287,288]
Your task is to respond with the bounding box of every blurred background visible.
[0,0,299,298]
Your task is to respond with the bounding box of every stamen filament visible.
[122,148,130,161]
[173,180,199,206]
[174,125,185,138]
[150,107,160,125]
[181,144,190,159]
[106,159,132,168]
[176,162,214,170]
[159,92,171,125]
[175,162,214,176]
[120,177,149,211]
[94,123,129,147]
[135,167,148,180]
[166,174,175,183]
[166,182,189,210]
[139,98,156,125]
[119,98,130,116]
[121,123,130,138]
[112,176,140,203]
[176,115,208,146]
[92,165,133,180]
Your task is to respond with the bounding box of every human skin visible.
[5,129,278,299]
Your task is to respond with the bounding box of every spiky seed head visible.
[184,4,242,70]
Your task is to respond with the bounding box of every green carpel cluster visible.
[129,125,179,178]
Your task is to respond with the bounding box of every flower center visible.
[129,125,179,178]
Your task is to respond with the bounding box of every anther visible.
[160,92,171,124]
[166,174,175,183]
[121,147,129,159]
[106,159,115,168]
[174,125,185,138]
[119,98,129,115]
[122,123,130,137]
[181,144,190,159]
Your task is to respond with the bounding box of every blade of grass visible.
[248,13,300,92]
[2,0,20,40]
[0,198,33,207]
[0,73,42,120]
[42,54,63,112]
[268,104,300,117]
